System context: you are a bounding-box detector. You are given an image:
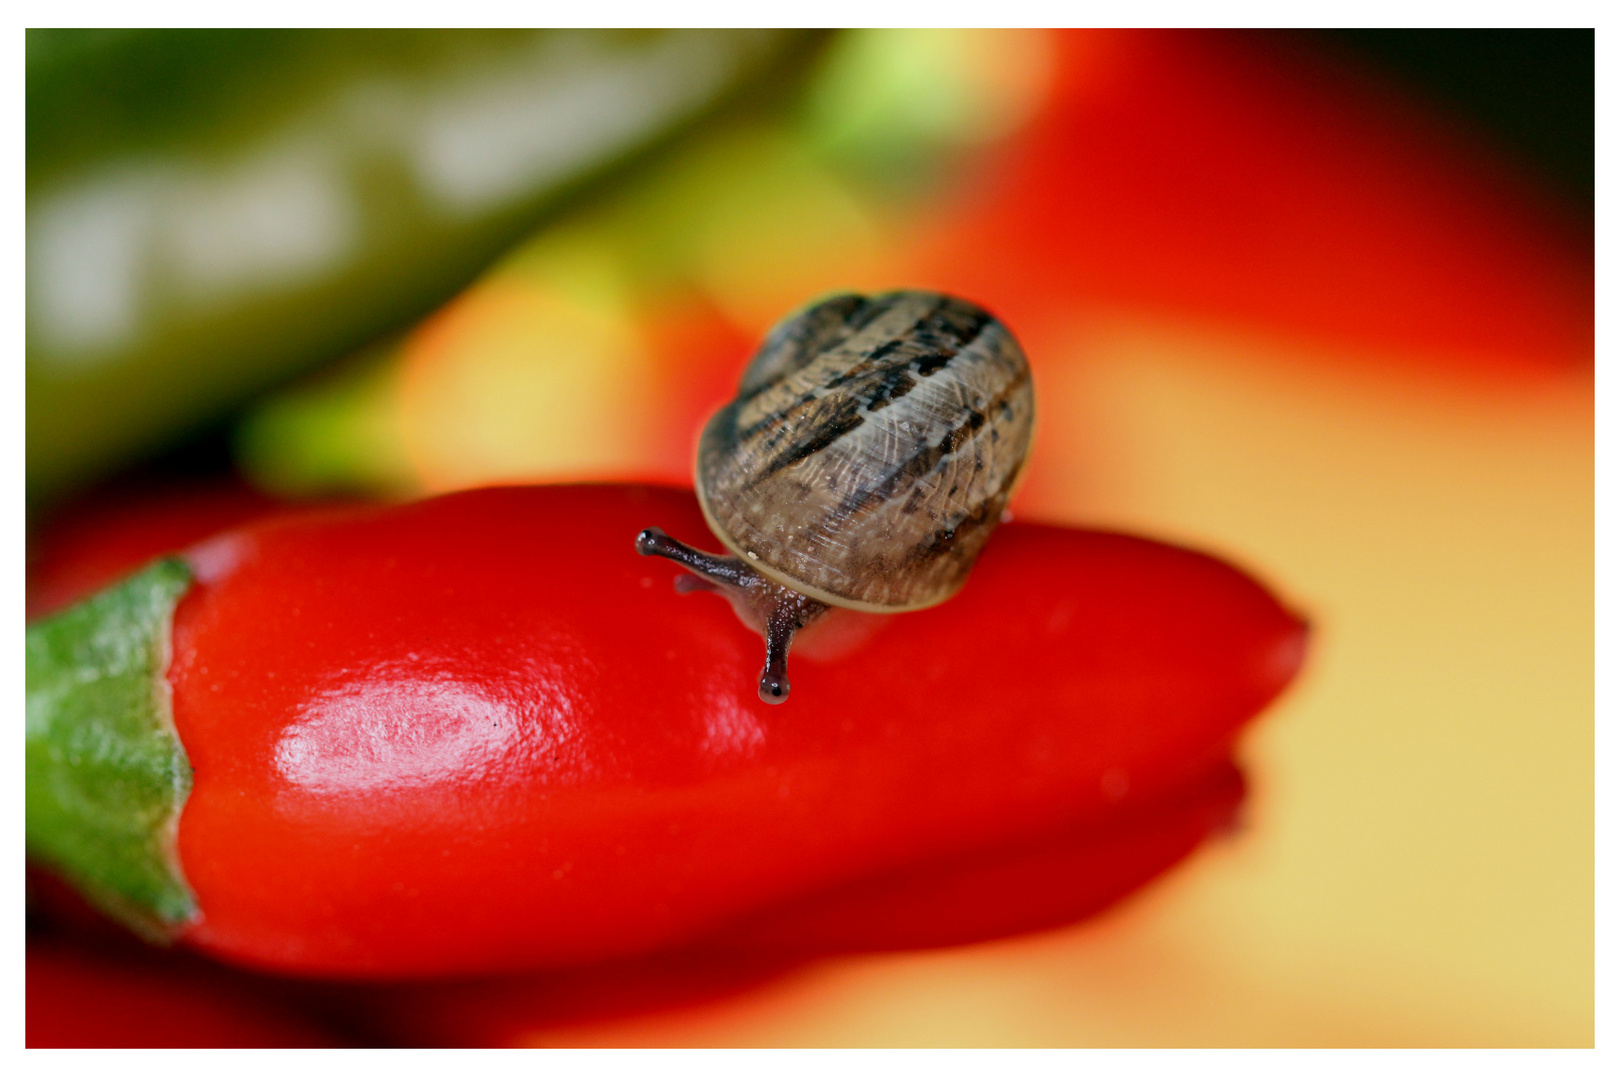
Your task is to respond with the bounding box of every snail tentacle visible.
[634,528,756,590]
[636,527,827,704]
[759,590,829,704]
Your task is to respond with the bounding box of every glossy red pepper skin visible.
[163,483,1303,978]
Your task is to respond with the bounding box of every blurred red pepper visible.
[28,483,1305,979]
[911,30,1590,376]
[26,476,290,620]
[27,936,346,1048]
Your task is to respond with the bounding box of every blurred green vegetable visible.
[27,29,819,507]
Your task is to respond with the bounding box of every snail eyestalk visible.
[758,589,828,703]
[635,528,753,589]
[635,528,828,704]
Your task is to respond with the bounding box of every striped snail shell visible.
[636,290,1036,703]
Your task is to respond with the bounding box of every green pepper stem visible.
[26,557,199,940]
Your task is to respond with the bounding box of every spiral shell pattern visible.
[696,290,1035,612]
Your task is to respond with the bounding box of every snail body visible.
[637,290,1035,703]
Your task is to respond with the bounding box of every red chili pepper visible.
[27,483,1305,979]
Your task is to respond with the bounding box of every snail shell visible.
[696,290,1035,612]
[635,289,1035,702]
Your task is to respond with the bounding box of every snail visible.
[636,290,1035,703]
